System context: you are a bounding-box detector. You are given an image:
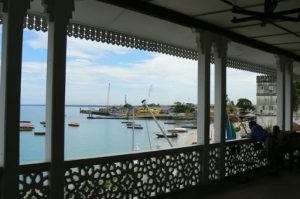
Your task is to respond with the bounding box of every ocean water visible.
[20,105,193,163]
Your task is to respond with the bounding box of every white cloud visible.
[22,31,258,105]
[65,53,198,105]
[227,68,258,103]
[25,31,132,60]
[25,30,48,49]
[20,54,257,105]
[21,61,47,104]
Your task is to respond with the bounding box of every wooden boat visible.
[68,122,80,127]
[156,132,177,138]
[34,131,45,136]
[20,123,34,131]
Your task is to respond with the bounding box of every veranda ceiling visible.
[27,0,300,75]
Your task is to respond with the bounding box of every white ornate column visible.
[213,35,228,180]
[195,30,212,184]
[0,0,31,198]
[284,59,293,131]
[276,57,285,131]
[43,0,74,198]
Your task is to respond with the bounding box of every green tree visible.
[292,81,300,112]
[225,95,235,114]
[173,102,195,113]
[236,98,255,111]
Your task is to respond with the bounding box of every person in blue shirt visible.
[247,120,268,141]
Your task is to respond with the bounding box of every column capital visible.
[275,55,293,69]
[212,35,229,59]
[42,0,74,23]
[193,29,213,55]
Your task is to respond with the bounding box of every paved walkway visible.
[160,168,300,199]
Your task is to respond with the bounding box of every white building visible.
[256,75,300,128]
[256,76,277,115]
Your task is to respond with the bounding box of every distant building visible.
[256,75,300,116]
[256,75,300,128]
[256,76,277,115]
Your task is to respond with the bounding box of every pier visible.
[80,108,196,120]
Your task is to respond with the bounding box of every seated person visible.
[265,125,281,173]
[246,120,268,142]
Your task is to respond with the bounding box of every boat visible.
[122,121,135,124]
[126,123,141,127]
[40,121,46,125]
[34,131,45,136]
[155,132,178,138]
[127,125,143,129]
[68,122,80,127]
[86,115,125,119]
[174,127,187,132]
[20,123,34,131]
[20,120,31,123]
[181,124,197,129]
[98,83,112,116]
[164,121,176,124]
[168,127,187,133]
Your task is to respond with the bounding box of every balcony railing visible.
[2,139,267,198]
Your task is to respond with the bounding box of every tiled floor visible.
[160,168,300,199]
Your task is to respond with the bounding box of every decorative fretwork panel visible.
[19,163,50,199]
[208,144,220,181]
[225,140,268,177]
[13,140,270,198]
[64,147,202,199]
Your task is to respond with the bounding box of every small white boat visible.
[122,121,135,124]
[168,128,187,133]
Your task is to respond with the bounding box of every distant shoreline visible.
[21,104,174,107]
[21,104,105,107]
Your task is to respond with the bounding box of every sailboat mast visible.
[106,83,110,109]
[147,84,152,102]
[142,99,173,147]
[132,108,135,151]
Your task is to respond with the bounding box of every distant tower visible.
[256,76,277,115]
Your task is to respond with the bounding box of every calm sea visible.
[20,105,193,163]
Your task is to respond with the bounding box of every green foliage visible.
[173,102,195,113]
[226,98,235,114]
[292,81,300,112]
[236,98,255,111]
[148,103,160,107]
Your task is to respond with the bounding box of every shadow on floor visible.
[159,168,300,199]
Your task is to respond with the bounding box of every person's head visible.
[272,125,280,136]
[249,121,256,129]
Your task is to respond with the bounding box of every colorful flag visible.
[226,115,236,140]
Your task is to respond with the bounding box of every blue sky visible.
[1,28,258,105]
